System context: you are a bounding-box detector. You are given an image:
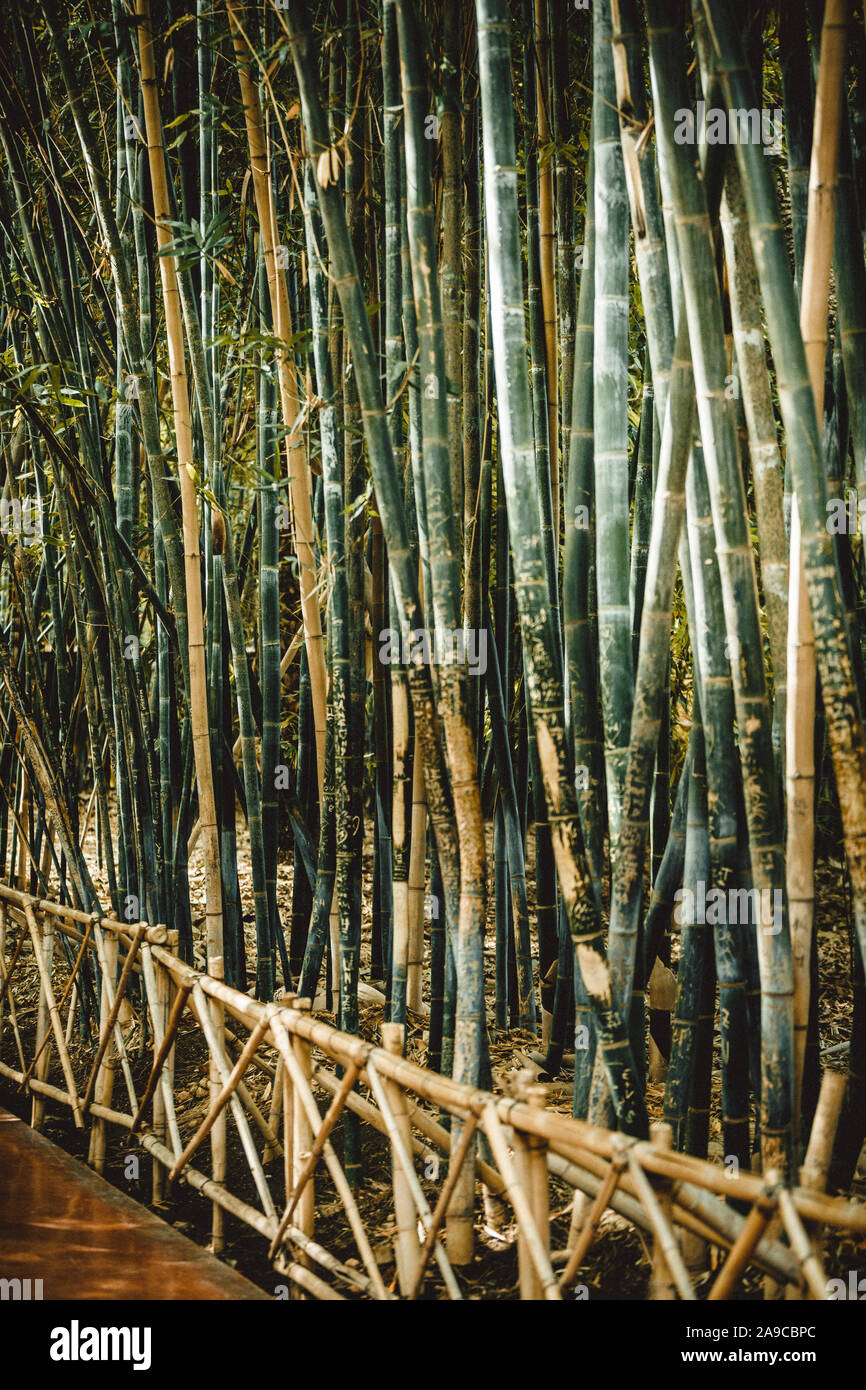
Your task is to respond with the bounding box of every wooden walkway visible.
[0,1107,269,1300]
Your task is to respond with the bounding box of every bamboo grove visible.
[2,0,866,1245]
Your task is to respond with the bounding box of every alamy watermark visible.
[49,1321,151,1371]
[378,625,488,677]
[675,880,783,934]
[0,497,42,541]
[674,99,783,157]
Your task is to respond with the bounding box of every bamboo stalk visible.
[136,0,223,982]
[789,0,847,1131]
[381,1022,422,1294]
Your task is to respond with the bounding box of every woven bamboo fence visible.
[1,882,863,1301]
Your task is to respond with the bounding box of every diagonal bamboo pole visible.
[21,921,93,1090]
[707,1174,780,1302]
[558,1148,627,1293]
[625,1152,695,1300]
[481,1103,562,1299]
[136,945,184,1158]
[131,981,192,1134]
[25,906,84,1128]
[407,1112,480,1301]
[190,982,276,1220]
[366,1057,462,1300]
[90,923,140,1118]
[81,924,145,1112]
[269,1013,389,1299]
[169,1013,273,1184]
[268,1062,360,1261]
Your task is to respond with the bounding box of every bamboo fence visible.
[2,881,862,1301]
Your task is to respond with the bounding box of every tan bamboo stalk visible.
[17,775,29,890]
[282,1047,294,1236]
[268,1062,360,1260]
[481,1103,561,1299]
[799,1069,847,1272]
[24,906,84,1129]
[136,0,223,980]
[648,1122,676,1300]
[140,0,228,1220]
[788,0,847,1127]
[270,1012,389,1298]
[382,1023,422,1293]
[82,925,145,1112]
[407,1113,480,1300]
[558,1150,627,1293]
[534,0,558,541]
[291,1000,315,1282]
[365,1056,462,1299]
[406,732,427,1014]
[512,1074,550,1299]
[88,930,118,1170]
[626,1152,695,1300]
[227,1,326,801]
[169,1014,273,1184]
[64,984,77,1048]
[131,981,192,1134]
[187,634,303,856]
[29,909,55,1132]
[801,1069,847,1192]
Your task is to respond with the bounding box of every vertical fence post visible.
[649,1121,677,1299]
[512,1073,550,1299]
[209,956,226,1255]
[292,998,314,1287]
[87,928,117,1171]
[381,1022,422,1294]
[31,910,56,1131]
[151,947,170,1203]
